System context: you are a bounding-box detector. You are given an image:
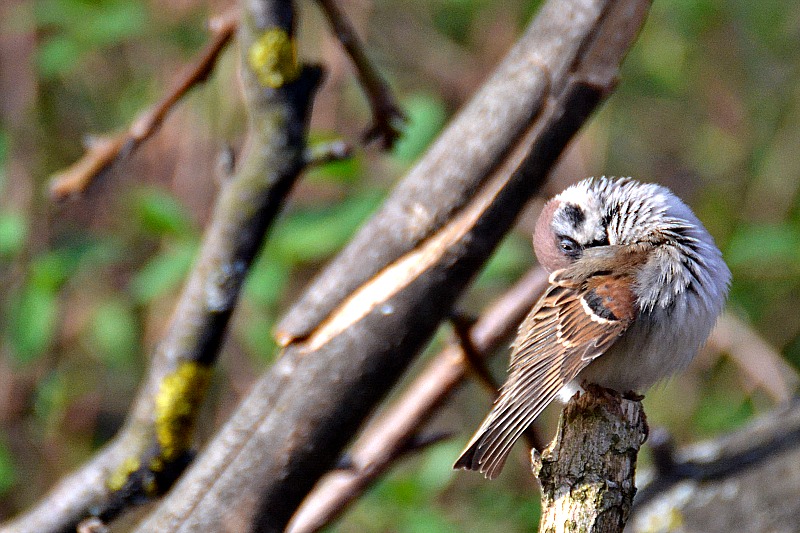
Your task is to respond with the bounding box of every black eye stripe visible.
[562,203,585,228]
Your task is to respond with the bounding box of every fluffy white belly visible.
[559,302,718,399]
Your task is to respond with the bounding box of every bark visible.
[286,268,549,533]
[630,400,800,533]
[534,387,648,533]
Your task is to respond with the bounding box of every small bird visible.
[454,177,730,479]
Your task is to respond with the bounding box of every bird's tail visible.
[453,409,516,480]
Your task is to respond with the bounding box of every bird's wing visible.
[453,270,636,479]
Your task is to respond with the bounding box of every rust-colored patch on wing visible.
[583,275,637,323]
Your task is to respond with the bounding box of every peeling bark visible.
[534,387,648,533]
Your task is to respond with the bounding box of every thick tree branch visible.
[130,1,652,531]
[48,10,238,200]
[534,386,648,533]
[274,0,650,347]
[631,401,800,532]
[2,5,321,533]
[286,267,549,533]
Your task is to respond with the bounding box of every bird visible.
[453,177,730,479]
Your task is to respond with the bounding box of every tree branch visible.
[534,386,648,533]
[129,1,652,531]
[47,10,238,200]
[631,401,800,533]
[286,267,549,533]
[314,0,405,148]
[709,312,800,404]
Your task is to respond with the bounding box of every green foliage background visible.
[1,0,799,530]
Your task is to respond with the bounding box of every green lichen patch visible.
[247,28,301,88]
[154,361,212,461]
[106,456,141,492]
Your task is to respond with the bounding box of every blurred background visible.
[1,0,799,530]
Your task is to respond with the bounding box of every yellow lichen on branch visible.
[106,456,143,493]
[154,362,213,461]
[248,28,301,88]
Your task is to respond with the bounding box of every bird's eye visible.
[558,236,582,257]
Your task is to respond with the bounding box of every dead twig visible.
[450,311,501,395]
[303,139,353,167]
[48,10,238,200]
[315,0,405,148]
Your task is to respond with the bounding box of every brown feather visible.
[454,247,646,478]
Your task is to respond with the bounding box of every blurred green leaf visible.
[0,127,7,164]
[166,19,208,53]
[782,332,800,370]
[416,441,460,494]
[471,487,540,532]
[88,299,139,368]
[432,0,476,44]
[35,0,149,79]
[0,128,7,193]
[29,248,83,292]
[35,0,148,42]
[133,188,195,237]
[726,223,800,274]
[34,0,88,26]
[693,389,754,435]
[239,313,279,362]
[0,212,28,258]
[244,257,289,308]
[392,94,448,163]
[5,239,124,364]
[668,0,722,36]
[633,25,688,94]
[305,156,361,185]
[37,34,83,79]
[79,1,148,46]
[398,507,454,533]
[7,285,59,364]
[475,232,532,287]
[269,192,383,264]
[305,132,361,184]
[33,370,67,428]
[130,240,197,303]
[0,439,17,496]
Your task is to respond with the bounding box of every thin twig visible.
[315,0,405,148]
[450,311,501,394]
[303,139,353,167]
[286,267,549,533]
[48,9,239,200]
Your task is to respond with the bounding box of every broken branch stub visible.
[534,387,648,533]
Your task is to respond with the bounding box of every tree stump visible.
[533,386,648,533]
